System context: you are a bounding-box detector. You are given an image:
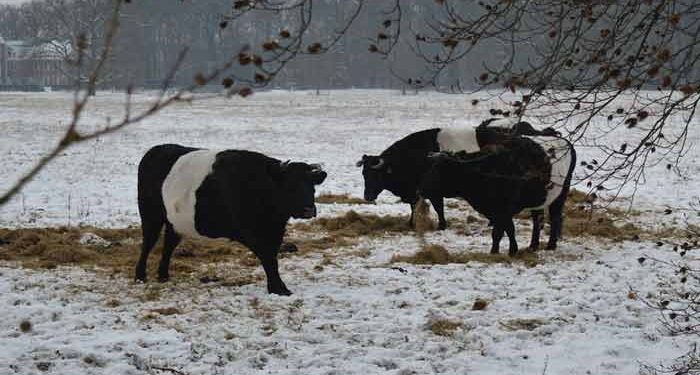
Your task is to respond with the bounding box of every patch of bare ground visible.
[315,193,373,205]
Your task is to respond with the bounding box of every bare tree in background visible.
[1,0,700,206]
[368,0,700,198]
[0,0,364,206]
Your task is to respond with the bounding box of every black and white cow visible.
[478,118,576,250]
[356,118,570,232]
[357,127,481,230]
[419,138,551,256]
[417,123,576,253]
[136,144,327,295]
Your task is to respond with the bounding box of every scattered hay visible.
[428,318,464,337]
[316,193,373,205]
[392,245,449,265]
[0,227,256,280]
[563,215,641,240]
[561,189,644,240]
[391,244,545,268]
[309,210,411,237]
[462,189,647,241]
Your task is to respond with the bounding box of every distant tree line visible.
[0,0,506,90]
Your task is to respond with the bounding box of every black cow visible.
[136,144,327,295]
[356,119,562,230]
[419,137,553,255]
[480,118,561,137]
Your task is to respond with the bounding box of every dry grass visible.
[0,222,362,280]
[560,189,643,240]
[391,244,548,268]
[392,245,450,265]
[428,318,464,337]
[316,193,373,205]
[510,189,649,241]
[0,226,258,281]
[308,210,412,237]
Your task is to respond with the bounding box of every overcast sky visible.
[0,0,30,5]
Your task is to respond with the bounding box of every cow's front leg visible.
[408,202,416,228]
[256,252,291,296]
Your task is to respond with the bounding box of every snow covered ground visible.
[0,90,698,374]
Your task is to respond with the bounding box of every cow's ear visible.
[280,160,291,170]
[310,170,327,185]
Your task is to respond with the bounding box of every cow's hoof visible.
[279,242,298,253]
[268,285,292,296]
[134,277,146,283]
[157,275,169,283]
[528,245,539,252]
[508,250,518,257]
[545,243,557,251]
[438,223,447,231]
[490,249,500,255]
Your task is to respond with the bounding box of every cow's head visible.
[280,161,327,219]
[356,154,392,201]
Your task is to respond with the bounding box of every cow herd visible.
[136,117,576,295]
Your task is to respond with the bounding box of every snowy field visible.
[0,90,699,374]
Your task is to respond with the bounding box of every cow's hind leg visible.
[408,202,416,229]
[490,222,505,254]
[430,197,448,230]
[503,217,519,257]
[546,194,567,250]
[529,209,544,251]
[135,215,163,282]
[158,223,182,282]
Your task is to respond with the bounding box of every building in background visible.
[0,36,71,89]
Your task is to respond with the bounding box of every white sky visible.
[0,0,30,5]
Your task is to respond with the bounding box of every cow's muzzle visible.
[301,206,317,218]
